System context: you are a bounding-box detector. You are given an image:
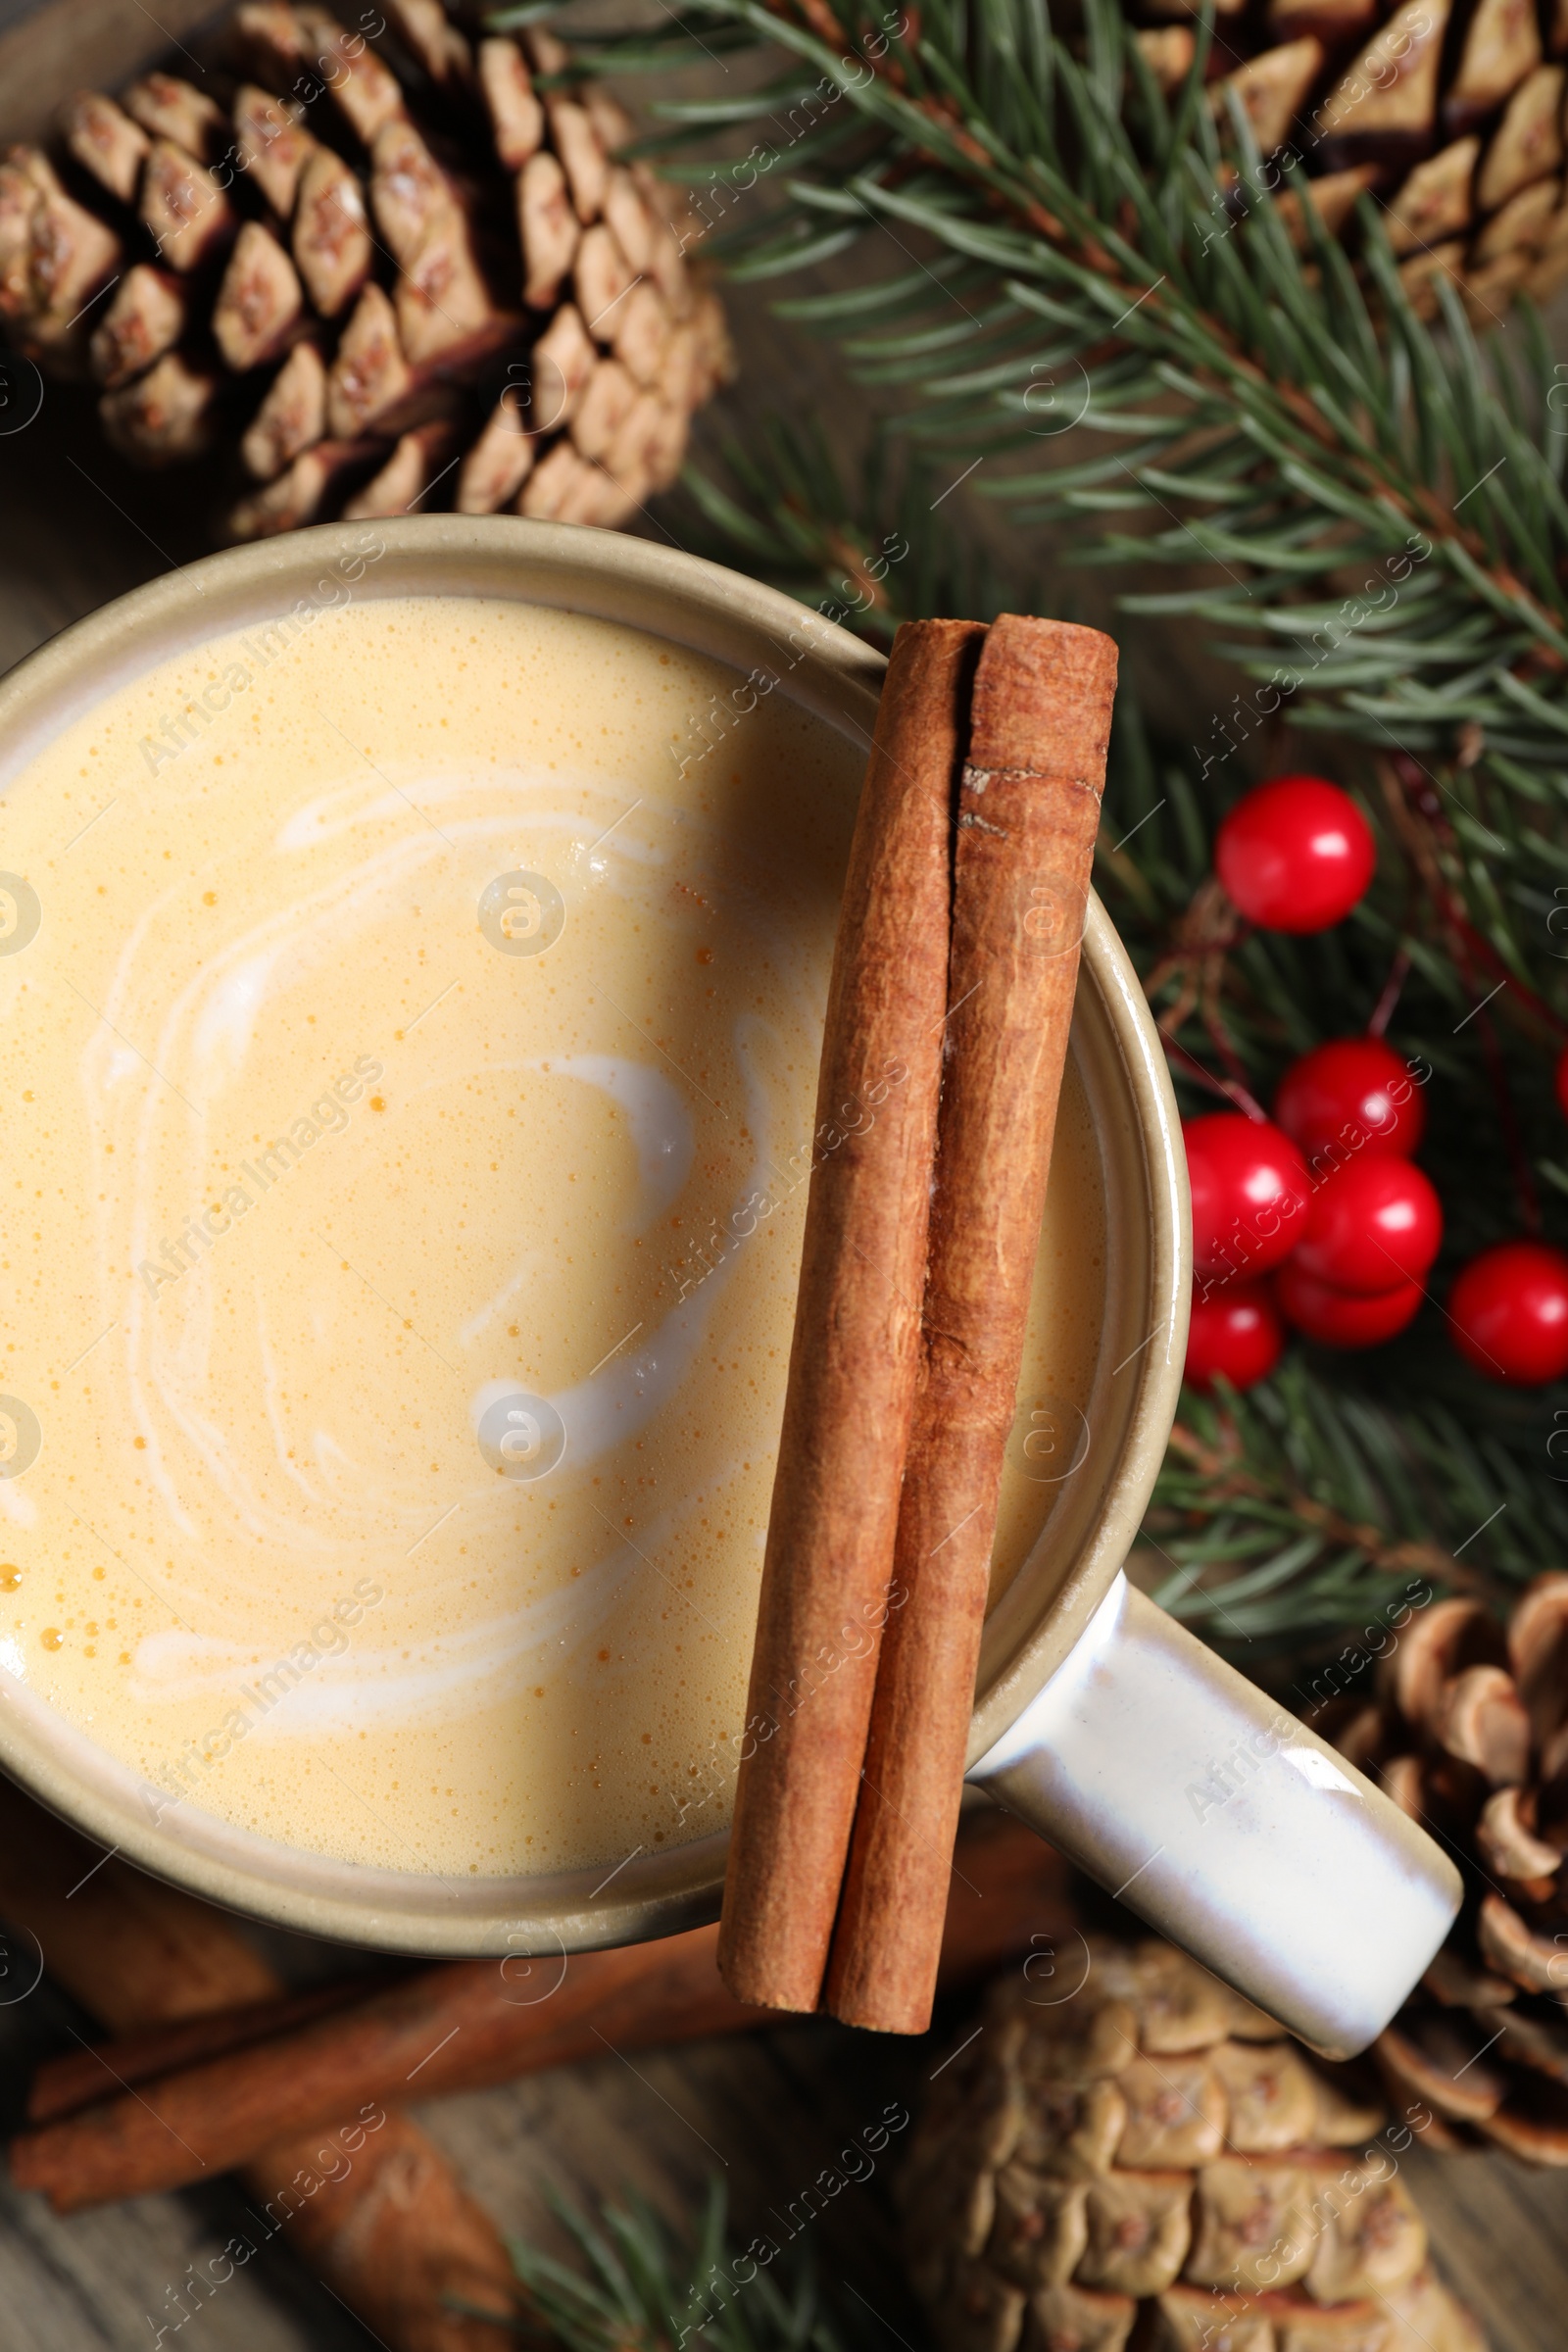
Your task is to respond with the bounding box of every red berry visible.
[1184,1113,1312,1281]
[1556,1044,1568,1122]
[1274,1038,1426,1166]
[1449,1241,1568,1384]
[1294,1156,1444,1295]
[1186,1281,1284,1391]
[1215,776,1376,933]
[1276,1260,1423,1348]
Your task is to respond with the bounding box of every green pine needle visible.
[538,0,1568,801]
[466,2184,846,2352]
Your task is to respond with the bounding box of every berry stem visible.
[1161,1032,1268,1125]
[1366,950,1411,1042]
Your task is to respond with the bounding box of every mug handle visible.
[967,1572,1461,2058]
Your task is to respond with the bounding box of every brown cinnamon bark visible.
[0,1783,517,2346]
[0,1780,276,2023]
[238,2110,519,2348]
[715,620,982,2017]
[28,1977,389,2123]
[8,1805,1073,2212]
[823,615,1117,2036]
[12,1929,762,2208]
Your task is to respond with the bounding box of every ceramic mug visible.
[0,519,1458,2057]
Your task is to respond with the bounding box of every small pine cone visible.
[1131,0,1568,321]
[2,0,729,541]
[903,1939,1487,2352]
[1315,1573,1568,2166]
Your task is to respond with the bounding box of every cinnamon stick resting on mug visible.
[826,616,1116,2034]
[719,612,1116,2029]
[716,619,985,2016]
[8,1808,1074,2212]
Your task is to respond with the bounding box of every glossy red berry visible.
[1215,776,1376,933]
[1294,1156,1444,1295]
[1274,1038,1426,1166]
[1449,1242,1568,1384]
[1276,1260,1423,1348]
[1555,1043,1568,1123]
[1184,1113,1312,1281]
[1185,1281,1284,1391]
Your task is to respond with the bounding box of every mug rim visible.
[0,516,1189,1954]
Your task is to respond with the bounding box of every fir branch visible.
[474,2183,843,2352]
[558,0,1568,790]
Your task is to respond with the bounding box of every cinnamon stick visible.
[11,1933,762,2210]
[824,616,1117,2035]
[716,619,984,2016]
[27,1975,389,2124]
[0,1782,518,2346]
[8,1807,1074,2212]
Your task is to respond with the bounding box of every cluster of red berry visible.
[1176,776,1568,1393]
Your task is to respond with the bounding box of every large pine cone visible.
[1320,1572,1568,2166]
[1131,0,1568,321]
[902,1938,1485,2352]
[0,1,730,537]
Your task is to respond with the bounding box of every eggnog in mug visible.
[0,588,1104,1879]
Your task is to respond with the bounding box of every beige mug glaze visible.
[0,521,1455,2053]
